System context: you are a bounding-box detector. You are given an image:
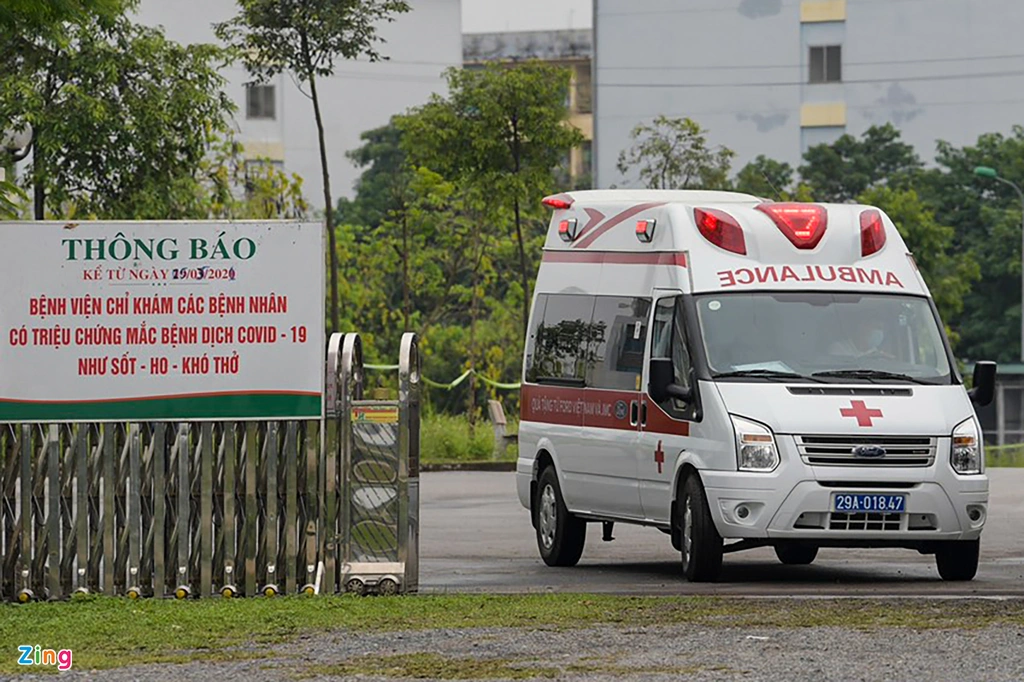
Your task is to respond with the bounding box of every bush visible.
[421,414,508,463]
[987,444,1024,468]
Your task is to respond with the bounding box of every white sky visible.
[462,0,592,33]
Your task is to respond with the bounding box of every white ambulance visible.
[517,189,996,582]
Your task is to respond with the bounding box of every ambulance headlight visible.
[732,416,779,473]
[951,418,983,475]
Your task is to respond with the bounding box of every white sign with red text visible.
[0,221,324,421]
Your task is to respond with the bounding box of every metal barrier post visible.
[398,333,421,594]
[323,333,343,594]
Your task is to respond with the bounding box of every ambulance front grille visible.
[829,512,902,531]
[797,435,936,467]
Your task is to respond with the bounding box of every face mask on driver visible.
[867,328,884,349]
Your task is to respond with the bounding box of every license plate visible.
[832,493,906,513]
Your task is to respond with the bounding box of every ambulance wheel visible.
[935,539,979,581]
[535,465,586,567]
[678,474,723,582]
[774,543,818,565]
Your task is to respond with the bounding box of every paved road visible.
[420,469,1024,596]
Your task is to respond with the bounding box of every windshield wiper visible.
[811,369,930,384]
[713,369,823,383]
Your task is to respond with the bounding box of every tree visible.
[0,0,123,34]
[215,0,411,335]
[338,120,408,231]
[616,115,734,190]
[734,155,793,199]
[398,62,585,336]
[858,186,980,339]
[0,14,236,219]
[915,126,1024,362]
[799,123,922,202]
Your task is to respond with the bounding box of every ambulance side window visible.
[587,296,651,391]
[651,296,694,414]
[526,293,595,385]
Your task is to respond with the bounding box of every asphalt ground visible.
[420,469,1024,596]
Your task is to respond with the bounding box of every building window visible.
[581,141,592,177]
[808,45,841,84]
[575,65,592,114]
[246,84,276,120]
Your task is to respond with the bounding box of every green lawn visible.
[3,594,1024,673]
[987,444,1024,467]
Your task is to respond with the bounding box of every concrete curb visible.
[421,461,516,472]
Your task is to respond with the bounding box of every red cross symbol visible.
[654,440,665,474]
[840,400,884,427]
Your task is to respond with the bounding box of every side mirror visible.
[649,358,693,404]
[969,361,996,407]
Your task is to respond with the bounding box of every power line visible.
[596,68,1024,89]
[599,52,1024,72]
[598,0,976,18]
[597,95,1024,121]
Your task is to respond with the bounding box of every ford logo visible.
[853,445,887,458]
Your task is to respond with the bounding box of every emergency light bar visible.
[859,209,886,257]
[558,218,579,242]
[635,219,656,243]
[694,208,747,255]
[542,194,574,210]
[756,203,827,249]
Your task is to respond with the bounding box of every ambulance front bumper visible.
[701,438,988,543]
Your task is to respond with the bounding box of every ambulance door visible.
[638,291,696,524]
[579,295,648,519]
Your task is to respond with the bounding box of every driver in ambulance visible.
[829,312,889,358]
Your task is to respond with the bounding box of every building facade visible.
[135,0,462,209]
[463,29,593,188]
[594,0,1024,188]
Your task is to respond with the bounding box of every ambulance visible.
[517,189,996,582]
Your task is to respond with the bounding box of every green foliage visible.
[616,115,734,190]
[420,413,500,463]
[0,177,26,218]
[0,0,125,38]
[214,0,410,82]
[398,61,585,336]
[734,154,794,199]
[0,14,236,219]
[915,126,1024,362]
[799,123,922,202]
[857,186,980,341]
[216,0,412,335]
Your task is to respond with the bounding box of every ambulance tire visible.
[774,543,818,565]
[535,465,586,567]
[935,539,979,581]
[679,474,723,582]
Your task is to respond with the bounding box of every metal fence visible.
[0,332,420,601]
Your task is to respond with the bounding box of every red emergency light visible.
[694,208,747,255]
[859,209,886,257]
[558,218,579,242]
[756,203,827,249]
[542,194,574,210]
[635,219,656,243]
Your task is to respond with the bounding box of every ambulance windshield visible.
[695,292,953,384]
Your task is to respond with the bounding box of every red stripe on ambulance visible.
[542,251,687,266]
[573,202,666,249]
[521,384,690,436]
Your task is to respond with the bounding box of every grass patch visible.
[987,444,1024,467]
[3,594,1024,674]
[421,413,516,464]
